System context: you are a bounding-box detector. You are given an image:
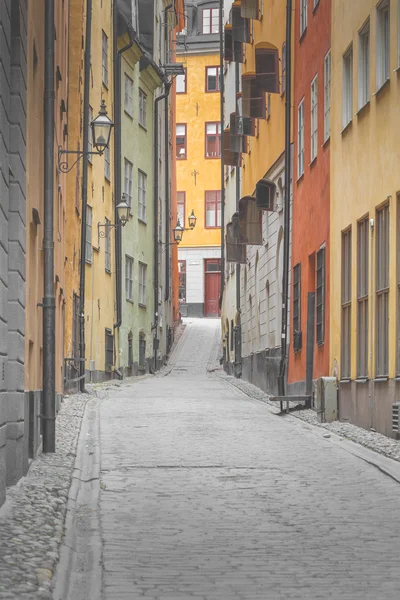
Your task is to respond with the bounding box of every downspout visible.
[164,4,173,303]
[278,0,293,397]
[219,0,225,301]
[78,0,92,392]
[154,85,171,371]
[235,61,241,375]
[43,0,56,452]
[113,10,135,334]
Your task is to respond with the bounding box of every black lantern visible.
[91,100,114,154]
[173,218,184,244]
[116,196,130,226]
[188,209,197,230]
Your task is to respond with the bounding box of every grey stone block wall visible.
[0,0,27,506]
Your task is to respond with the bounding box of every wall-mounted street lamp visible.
[97,196,130,243]
[173,209,197,245]
[58,100,114,173]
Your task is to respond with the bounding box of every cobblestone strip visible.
[217,371,400,463]
[0,392,91,600]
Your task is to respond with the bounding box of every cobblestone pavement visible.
[94,318,400,600]
[0,392,89,599]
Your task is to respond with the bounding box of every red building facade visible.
[288,0,331,391]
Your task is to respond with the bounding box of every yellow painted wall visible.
[176,52,221,247]
[330,0,400,380]
[85,0,116,375]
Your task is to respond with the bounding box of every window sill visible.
[309,156,317,168]
[316,340,324,347]
[356,100,370,118]
[339,378,351,383]
[138,303,147,309]
[102,81,108,91]
[139,123,147,132]
[205,156,221,160]
[205,226,221,230]
[138,218,147,225]
[299,27,307,43]
[296,172,304,184]
[85,259,92,265]
[373,78,390,98]
[374,376,388,383]
[312,1,320,14]
[124,110,133,120]
[104,176,111,183]
[176,157,187,161]
[126,298,134,304]
[105,269,111,275]
[322,136,330,148]
[394,376,400,381]
[93,245,100,253]
[341,120,352,136]
[355,377,369,384]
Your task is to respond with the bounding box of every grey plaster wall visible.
[0,0,27,507]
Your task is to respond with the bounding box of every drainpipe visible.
[78,0,92,392]
[43,0,56,452]
[219,0,225,300]
[164,4,173,302]
[113,10,135,336]
[278,0,292,397]
[235,61,241,376]
[154,84,171,371]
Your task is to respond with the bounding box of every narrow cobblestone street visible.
[54,318,400,600]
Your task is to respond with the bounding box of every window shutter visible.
[241,0,260,20]
[255,48,280,94]
[256,178,277,211]
[238,196,263,245]
[233,40,244,63]
[226,220,247,264]
[223,129,241,167]
[232,5,250,43]
[242,73,266,119]
[224,25,233,61]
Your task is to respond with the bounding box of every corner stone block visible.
[7,299,25,334]
[8,211,26,254]
[8,270,25,308]
[6,360,25,394]
[6,435,25,487]
[8,331,24,364]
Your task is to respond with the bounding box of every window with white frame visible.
[377,0,390,90]
[124,73,133,116]
[88,106,93,162]
[176,70,186,93]
[104,145,111,180]
[297,98,305,178]
[342,45,353,129]
[125,255,133,301]
[324,51,331,141]
[105,218,111,272]
[138,170,147,222]
[376,203,389,376]
[124,159,133,208]
[139,88,147,128]
[202,8,219,34]
[139,262,147,306]
[358,20,370,109]
[86,205,92,264]
[310,75,318,162]
[300,0,307,36]
[102,30,108,86]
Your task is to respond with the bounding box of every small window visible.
[178,260,186,302]
[177,191,186,226]
[176,69,186,93]
[104,217,111,272]
[138,170,147,222]
[124,159,133,208]
[104,145,111,181]
[176,123,187,159]
[342,45,353,129]
[124,73,133,116]
[205,122,221,158]
[358,20,370,109]
[310,75,318,162]
[377,0,390,90]
[139,88,147,128]
[102,30,108,86]
[281,42,286,95]
[206,66,220,92]
[255,47,279,93]
[139,263,147,306]
[125,256,133,301]
[316,247,325,345]
[88,106,93,161]
[297,98,305,178]
[105,328,113,369]
[341,228,352,378]
[324,51,331,141]
[205,191,221,228]
[376,204,389,376]
[300,0,307,37]
[86,205,92,264]
[293,263,301,352]
[203,8,219,34]
[357,218,369,377]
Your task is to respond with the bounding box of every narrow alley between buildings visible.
[52,318,400,600]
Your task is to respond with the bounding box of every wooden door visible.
[204,259,221,317]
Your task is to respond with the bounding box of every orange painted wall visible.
[288,0,331,384]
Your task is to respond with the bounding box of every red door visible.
[204,259,221,317]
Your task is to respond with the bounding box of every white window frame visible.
[138,170,147,222]
[176,71,186,93]
[358,20,370,110]
[125,255,133,301]
[139,88,147,128]
[376,0,390,90]
[139,262,147,306]
[202,8,219,34]
[324,51,331,141]
[102,30,108,87]
[342,45,353,130]
[124,73,134,116]
[300,0,307,37]
[310,75,318,162]
[88,106,93,162]
[104,217,111,272]
[124,159,133,209]
[86,205,92,264]
[104,145,111,181]
[297,98,305,178]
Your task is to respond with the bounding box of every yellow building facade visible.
[330,0,400,436]
[176,14,221,318]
